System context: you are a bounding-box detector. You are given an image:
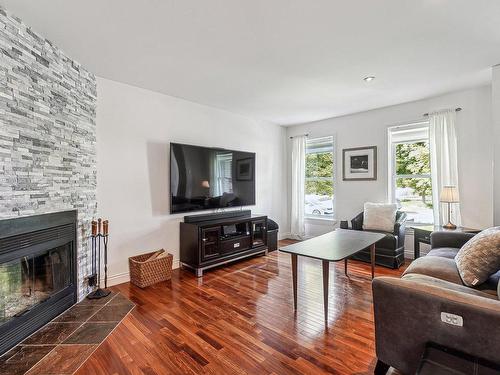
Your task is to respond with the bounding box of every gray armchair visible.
[372,231,500,374]
[350,211,407,269]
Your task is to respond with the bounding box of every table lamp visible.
[201,180,210,206]
[440,186,459,229]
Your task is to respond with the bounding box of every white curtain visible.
[290,135,306,239]
[429,109,461,226]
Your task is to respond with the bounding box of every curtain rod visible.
[289,133,309,139]
[423,107,462,117]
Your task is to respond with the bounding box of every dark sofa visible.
[372,231,500,374]
[350,211,407,269]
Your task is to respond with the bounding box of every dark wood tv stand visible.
[180,212,268,277]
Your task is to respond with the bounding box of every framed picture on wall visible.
[342,146,377,181]
[236,158,254,181]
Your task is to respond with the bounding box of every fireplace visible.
[0,210,78,355]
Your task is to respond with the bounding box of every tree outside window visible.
[394,141,433,223]
[305,137,334,218]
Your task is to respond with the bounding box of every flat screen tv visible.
[170,143,256,214]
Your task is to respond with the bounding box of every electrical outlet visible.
[441,312,463,327]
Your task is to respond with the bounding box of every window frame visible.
[387,122,433,225]
[304,135,335,221]
[213,152,234,196]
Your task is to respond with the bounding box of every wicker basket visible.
[128,249,173,288]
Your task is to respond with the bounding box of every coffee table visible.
[280,229,385,320]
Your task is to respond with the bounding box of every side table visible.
[411,225,480,259]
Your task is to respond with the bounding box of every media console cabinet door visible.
[252,220,267,247]
[201,227,221,261]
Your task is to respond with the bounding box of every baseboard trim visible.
[103,259,180,287]
[279,232,292,240]
[173,259,180,269]
[282,234,315,241]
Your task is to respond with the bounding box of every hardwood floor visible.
[76,240,406,375]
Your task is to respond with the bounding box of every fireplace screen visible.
[0,244,71,325]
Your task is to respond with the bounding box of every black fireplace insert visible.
[0,210,78,355]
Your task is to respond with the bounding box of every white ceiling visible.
[3,0,500,125]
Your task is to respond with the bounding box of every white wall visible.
[493,65,500,226]
[286,86,494,243]
[97,77,287,285]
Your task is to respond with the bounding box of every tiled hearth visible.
[0,293,134,375]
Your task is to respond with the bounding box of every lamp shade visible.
[439,186,459,203]
[201,180,210,188]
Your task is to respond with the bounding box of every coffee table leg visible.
[344,258,348,276]
[370,243,376,279]
[291,254,297,310]
[322,260,329,321]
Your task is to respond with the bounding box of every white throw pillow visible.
[362,202,397,233]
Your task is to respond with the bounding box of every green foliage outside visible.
[395,142,432,207]
[305,152,333,196]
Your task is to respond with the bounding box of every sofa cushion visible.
[403,256,463,285]
[427,247,459,259]
[363,202,397,232]
[455,227,500,287]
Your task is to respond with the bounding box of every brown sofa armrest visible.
[372,276,500,374]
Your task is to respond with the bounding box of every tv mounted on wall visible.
[170,143,256,214]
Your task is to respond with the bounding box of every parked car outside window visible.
[305,194,333,217]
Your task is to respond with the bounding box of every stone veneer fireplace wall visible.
[0,6,97,299]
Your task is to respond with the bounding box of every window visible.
[305,136,334,218]
[388,124,433,224]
